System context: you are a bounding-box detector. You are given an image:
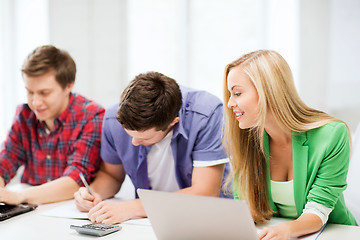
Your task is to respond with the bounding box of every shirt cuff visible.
[193,158,229,167]
[63,166,83,186]
[301,201,332,225]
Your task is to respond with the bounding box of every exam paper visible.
[42,201,152,226]
[41,201,88,219]
[123,218,152,226]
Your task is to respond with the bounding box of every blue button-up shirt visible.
[101,86,230,197]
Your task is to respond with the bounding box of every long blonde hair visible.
[223,50,343,223]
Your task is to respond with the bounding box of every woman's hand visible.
[258,223,291,240]
[259,214,323,240]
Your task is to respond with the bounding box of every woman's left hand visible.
[258,223,291,240]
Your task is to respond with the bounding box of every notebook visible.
[137,189,258,240]
[0,203,37,221]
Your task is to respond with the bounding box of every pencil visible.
[79,172,94,196]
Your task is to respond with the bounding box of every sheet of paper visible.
[41,198,126,219]
[41,201,152,226]
[41,201,88,219]
[123,218,151,226]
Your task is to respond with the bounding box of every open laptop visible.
[0,203,37,221]
[137,189,258,240]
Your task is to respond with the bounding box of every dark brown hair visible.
[117,71,182,131]
[21,45,76,89]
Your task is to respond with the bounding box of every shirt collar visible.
[172,108,188,140]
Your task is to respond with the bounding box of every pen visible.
[79,172,94,196]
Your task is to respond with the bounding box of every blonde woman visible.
[223,50,357,239]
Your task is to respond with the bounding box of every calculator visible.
[70,222,121,237]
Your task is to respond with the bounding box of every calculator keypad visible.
[70,223,121,236]
[83,223,117,230]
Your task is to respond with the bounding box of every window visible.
[0,0,49,142]
[127,0,276,100]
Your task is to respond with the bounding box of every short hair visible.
[21,45,76,89]
[117,71,182,131]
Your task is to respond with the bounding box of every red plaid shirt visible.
[0,93,105,185]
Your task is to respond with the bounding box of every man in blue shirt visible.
[74,71,230,224]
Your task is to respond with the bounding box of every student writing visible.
[74,71,231,224]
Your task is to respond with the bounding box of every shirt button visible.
[139,155,143,159]
[46,155,51,160]
[39,133,43,138]
[185,103,190,108]
[47,178,52,182]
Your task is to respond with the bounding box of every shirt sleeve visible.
[306,122,351,209]
[193,158,229,167]
[100,116,123,165]
[0,106,27,184]
[62,110,104,185]
[191,104,228,161]
[302,201,332,225]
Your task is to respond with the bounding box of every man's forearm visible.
[21,176,79,204]
[176,164,225,197]
[175,185,219,197]
[90,170,123,200]
[0,177,5,188]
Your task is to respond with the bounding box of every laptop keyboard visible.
[0,204,18,214]
[0,203,37,221]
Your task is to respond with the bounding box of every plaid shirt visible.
[0,93,105,186]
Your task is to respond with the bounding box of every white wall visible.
[48,0,270,105]
[298,0,330,110]
[48,0,360,131]
[327,0,360,132]
[49,0,128,109]
[1,0,360,140]
[297,0,360,132]
[0,0,49,141]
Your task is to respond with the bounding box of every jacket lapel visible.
[292,132,308,216]
[264,132,278,213]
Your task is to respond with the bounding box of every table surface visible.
[0,200,316,240]
[0,200,157,240]
[1,184,359,240]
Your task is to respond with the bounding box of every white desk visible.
[0,199,327,240]
[1,184,360,240]
[0,200,157,240]
[316,223,360,240]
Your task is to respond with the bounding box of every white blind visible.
[0,0,49,142]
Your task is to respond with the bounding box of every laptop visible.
[0,203,37,221]
[137,189,258,240]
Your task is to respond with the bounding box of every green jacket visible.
[266,121,357,225]
[235,122,357,225]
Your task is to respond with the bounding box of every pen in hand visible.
[79,172,94,196]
